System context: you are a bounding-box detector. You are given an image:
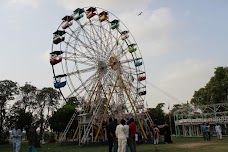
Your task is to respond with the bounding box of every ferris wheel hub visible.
[109,56,120,70]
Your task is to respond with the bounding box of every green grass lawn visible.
[1,137,228,152]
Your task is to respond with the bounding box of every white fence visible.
[176,116,228,125]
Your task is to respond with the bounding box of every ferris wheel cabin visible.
[110,19,119,29]
[120,31,129,40]
[54,74,67,89]
[53,30,66,45]
[86,7,97,19]
[73,8,85,21]
[99,11,108,22]
[128,44,137,53]
[61,16,73,29]
[50,51,63,65]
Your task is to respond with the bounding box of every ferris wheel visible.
[50,7,151,143]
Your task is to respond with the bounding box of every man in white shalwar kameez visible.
[11,125,22,152]
[116,119,127,152]
[215,123,222,140]
[124,121,130,152]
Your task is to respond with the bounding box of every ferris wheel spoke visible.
[90,21,117,59]
[102,25,118,59]
[75,77,98,98]
[87,23,109,59]
[76,20,108,59]
[66,66,97,76]
[66,29,97,58]
[79,24,104,59]
[121,66,136,74]
[105,71,134,113]
[63,56,95,66]
[64,41,97,63]
[65,37,97,63]
[66,72,98,98]
[108,30,120,54]
[99,23,112,56]
[121,65,143,75]
[108,36,124,58]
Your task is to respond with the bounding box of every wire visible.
[146,81,184,105]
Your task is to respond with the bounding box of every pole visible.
[169,112,172,136]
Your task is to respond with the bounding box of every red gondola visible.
[86,7,96,19]
[50,51,63,65]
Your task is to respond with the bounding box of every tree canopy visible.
[0,80,19,138]
[191,67,228,105]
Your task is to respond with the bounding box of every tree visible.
[7,108,33,139]
[19,83,37,113]
[148,103,165,125]
[191,67,228,105]
[0,80,19,138]
[166,104,183,135]
[49,103,77,139]
[35,87,60,138]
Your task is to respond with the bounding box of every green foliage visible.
[43,132,50,141]
[0,80,19,100]
[148,103,165,125]
[191,67,228,105]
[36,87,60,110]
[0,131,9,145]
[18,83,37,112]
[20,83,37,95]
[0,80,19,138]
[49,105,77,133]
[35,87,61,138]
[14,110,33,130]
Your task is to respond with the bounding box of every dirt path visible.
[175,142,215,148]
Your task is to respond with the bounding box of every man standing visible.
[215,123,222,140]
[11,124,22,152]
[201,122,208,141]
[28,125,39,152]
[129,118,136,152]
[112,119,118,152]
[124,121,130,152]
[106,118,114,152]
[116,119,127,152]
[206,123,211,140]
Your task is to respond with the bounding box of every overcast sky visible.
[1,0,227,110]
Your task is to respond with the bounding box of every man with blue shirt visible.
[201,122,208,141]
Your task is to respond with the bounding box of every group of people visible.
[152,124,172,145]
[106,117,137,152]
[201,122,222,141]
[11,124,39,152]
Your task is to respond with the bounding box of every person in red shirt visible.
[129,118,136,152]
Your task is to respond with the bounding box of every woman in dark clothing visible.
[28,126,40,152]
[164,125,172,144]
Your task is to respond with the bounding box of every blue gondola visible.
[54,81,67,89]
[53,74,67,89]
[135,61,142,67]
